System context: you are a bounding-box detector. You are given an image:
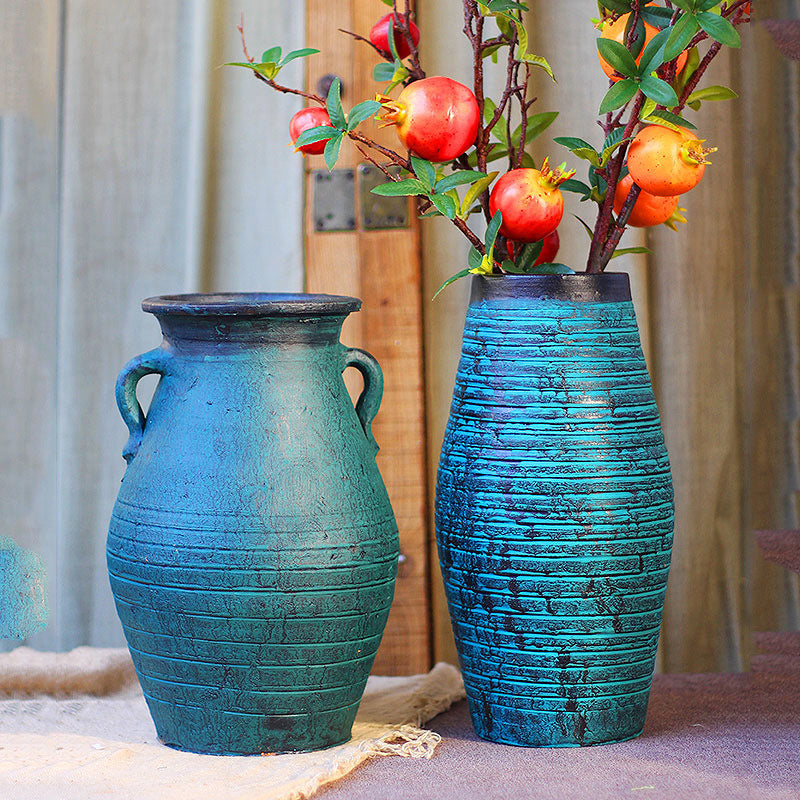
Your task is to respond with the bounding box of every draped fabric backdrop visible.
[0,0,305,651]
[2,0,798,672]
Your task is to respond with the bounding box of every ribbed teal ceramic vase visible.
[107,293,398,755]
[436,274,674,747]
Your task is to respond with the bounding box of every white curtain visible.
[0,0,305,650]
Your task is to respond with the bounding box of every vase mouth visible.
[142,292,361,317]
[472,272,631,303]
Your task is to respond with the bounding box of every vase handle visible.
[115,348,170,464]
[343,347,384,454]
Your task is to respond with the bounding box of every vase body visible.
[107,293,398,755]
[436,274,674,747]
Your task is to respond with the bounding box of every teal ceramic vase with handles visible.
[107,293,399,755]
[436,273,674,747]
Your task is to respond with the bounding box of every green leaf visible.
[560,178,592,200]
[371,178,427,196]
[697,0,722,10]
[429,193,457,219]
[386,16,401,62]
[640,97,658,119]
[280,48,319,66]
[468,247,483,271]
[640,75,679,108]
[596,38,639,78]
[686,84,739,103]
[435,170,487,193]
[642,108,697,131]
[485,210,503,252]
[410,156,436,191]
[602,126,628,152]
[515,239,544,270]
[225,61,279,80]
[529,262,575,274]
[599,79,639,114]
[433,268,472,300]
[670,0,694,11]
[696,11,740,47]
[640,6,674,28]
[379,0,393,5]
[551,140,600,166]
[610,246,653,259]
[523,53,556,81]
[486,0,529,12]
[665,14,700,61]
[293,125,334,147]
[484,99,509,147]
[373,62,396,82]
[511,111,558,147]
[261,46,282,64]
[323,133,344,171]
[483,43,505,60]
[347,100,380,131]
[638,26,672,75]
[573,214,595,239]
[601,0,633,13]
[599,135,632,167]
[676,46,701,95]
[326,78,346,130]
[625,14,648,59]
[520,152,535,168]
[460,172,498,218]
[554,136,596,152]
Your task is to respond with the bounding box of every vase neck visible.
[471,273,632,304]
[142,292,359,352]
[154,313,350,354]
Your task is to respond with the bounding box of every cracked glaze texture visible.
[436,274,674,747]
[107,294,398,755]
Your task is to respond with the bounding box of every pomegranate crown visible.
[538,157,576,190]
[680,138,717,167]
[376,93,406,127]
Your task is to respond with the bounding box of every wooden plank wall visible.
[304,0,431,675]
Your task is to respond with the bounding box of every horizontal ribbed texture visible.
[108,308,398,755]
[436,276,674,747]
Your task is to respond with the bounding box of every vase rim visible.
[142,292,362,317]
[472,272,631,303]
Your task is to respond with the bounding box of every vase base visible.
[466,694,649,748]
[473,727,645,748]
[145,694,359,756]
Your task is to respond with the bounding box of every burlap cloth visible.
[0,647,465,800]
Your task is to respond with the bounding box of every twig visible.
[355,144,396,182]
[237,15,255,63]
[339,28,387,58]
[587,90,645,272]
[251,70,325,105]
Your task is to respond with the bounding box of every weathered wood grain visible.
[305,0,431,675]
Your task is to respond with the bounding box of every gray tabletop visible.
[319,667,800,800]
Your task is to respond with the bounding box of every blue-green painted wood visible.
[435,274,674,747]
[107,293,398,755]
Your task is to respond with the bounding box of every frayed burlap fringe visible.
[0,649,464,800]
